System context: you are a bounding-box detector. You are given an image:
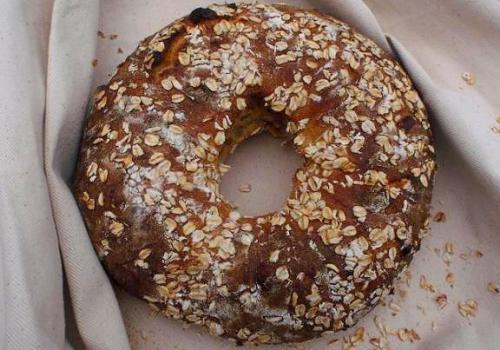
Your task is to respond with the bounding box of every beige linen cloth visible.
[1,0,499,349]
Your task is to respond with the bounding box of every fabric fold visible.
[0,1,64,349]
[44,0,130,349]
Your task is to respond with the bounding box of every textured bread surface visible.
[74,2,436,344]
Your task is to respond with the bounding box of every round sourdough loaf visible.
[74,2,435,344]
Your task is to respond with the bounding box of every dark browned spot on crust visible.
[151,29,186,73]
[399,115,417,131]
[152,51,164,66]
[189,7,218,24]
[401,245,412,256]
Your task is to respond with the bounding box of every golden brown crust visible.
[74,2,435,344]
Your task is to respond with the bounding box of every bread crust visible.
[74,2,435,344]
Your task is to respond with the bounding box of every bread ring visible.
[74,2,435,344]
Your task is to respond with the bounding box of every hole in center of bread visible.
[219,131,303,217]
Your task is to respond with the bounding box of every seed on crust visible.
[164,218,177,233]
[271,100,286,112]
[205,78,219,92]
[144,134,160,146]
[183,221,197,235]
[148,152,165,165]
[169,124,183,134]
[109,221,124,236]
[139,248,152,260]
[192,230,205,243]
[132,144,144,157]
[98,168,108,183]
[86,162,98,178]
[219,98,232,110]
[214,131,225,145]
[178,52,190,66]
[315,79,330,91]
[172,94,185,103]
[342,225,357,237]
[236,98,247,111]
[163,110,174,122]
[161,79,173,91]
[275,41,288,51]
[361,120,376,134]
[97,192,104,206]
[269,250,280,263]
[189,76,201,87]
[276,266,289,281]
[353,206,367,219]
[320,229,342,245]
[97,96,107,110]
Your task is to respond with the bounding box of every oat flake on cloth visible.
[0,0,499,349]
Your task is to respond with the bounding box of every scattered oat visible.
[350,327,365,345]
[339,329,364,349]
[91,59,98,67]
[118,47,123,54]
[445,241,454,255]
[435,294,448,309]
[341,340,355,350]
[238,184,252,193]
[493,124,500,133]
[396,285,408,299]
[458,299,478,318]
[487,281,499,294]
[109,33,118,40]
[397,328,420,343]
[445,271,455,285]
[461,72,476,85]
[433,211,446,222]
[388,301,401,315]
[97,30,105,39]
[419,275,436,293]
